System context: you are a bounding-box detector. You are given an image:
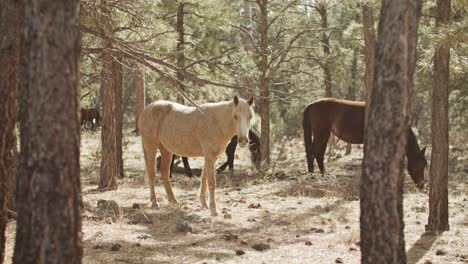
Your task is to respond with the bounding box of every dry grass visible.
[3,129,468,264]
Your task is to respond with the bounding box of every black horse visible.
[80,107,100,130]
[165,129,260,177]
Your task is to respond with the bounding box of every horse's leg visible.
[182,157,193,177]
[217,160,228,173]
[169,155,175,178]
[217,137,236,173]
[142,138,159,208]
[307,138,317,174]
[204,157,218,216]
[199,168,208,209]
[315,132,331,175]
[228,140,237,172]
[159,145,178,205]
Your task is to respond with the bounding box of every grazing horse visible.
[166,129,261,177]
[139,95,255,216]
[80,107,100,130]
[302,98,427,189]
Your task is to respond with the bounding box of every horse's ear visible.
[233,95,239,106]
[421,147,426,155]
[247,96,254,106]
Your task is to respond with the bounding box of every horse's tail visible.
[302,106,314,173]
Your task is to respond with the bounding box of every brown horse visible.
[80,107,100,130]
[302,98,427,188]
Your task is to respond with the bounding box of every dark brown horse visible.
[302,98,427,188]
[80,107,100,130]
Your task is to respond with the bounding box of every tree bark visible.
[427,0,450,233]
[100,50,118,190]
[345,48,358,155]
[360,0,422,263]
[317,2,337,158]
[13,0,82,263]
[134,64,145,133]
[258,0,270,167]
[0,0,20,262]
[362,2,376,127]
[318,2,332,98]
[176,1,186,104]
[113,53,124,179]
[99,1,118,189]
[6,137,18,213]
[240,0,255,98]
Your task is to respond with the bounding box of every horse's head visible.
[407,146,427,190]
[232,95,254,147]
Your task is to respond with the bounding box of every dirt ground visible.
[4,130,468,264]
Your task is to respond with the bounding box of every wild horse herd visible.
[81,96,427,216]
[134,96,427,216]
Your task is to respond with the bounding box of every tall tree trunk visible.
[362,2,376,127]
[345,48,358,155]
[258,0,270,167]
[317,2,337,158]
[318,2,332,98]
[113,53,124,179]
[134,64,145,133]
[360,0,422,263]
[427,0,450,232]
[176,1,186,104]
[0,0,20,261]
[100,50,118,190]
[13,0,82,263]
[99,2,118,190]
[240,0,255,98]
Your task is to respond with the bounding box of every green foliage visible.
[78,0,466,144]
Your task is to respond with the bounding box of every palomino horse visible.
[139,95,255,216]
[80,107,100,130]
[165,129,261,177]
[302,98,427,189]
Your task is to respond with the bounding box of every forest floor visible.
[4,129,468,264]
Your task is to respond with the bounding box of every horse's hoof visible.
[151,202,160,208]
[210,210,218,217]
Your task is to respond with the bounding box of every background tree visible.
[316,1,338,157]
[98,2,123,188]
[361,1,376,126]
[360,0,422,263]
[257,0,271,166]
[13,0,82,263]
[317,1,333,98]
[114,53,125,179]
[134,64,146,133]
[345,47,358,155]
[176,0,186,103]
[0,0,20,262]
[427,0,451,232]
